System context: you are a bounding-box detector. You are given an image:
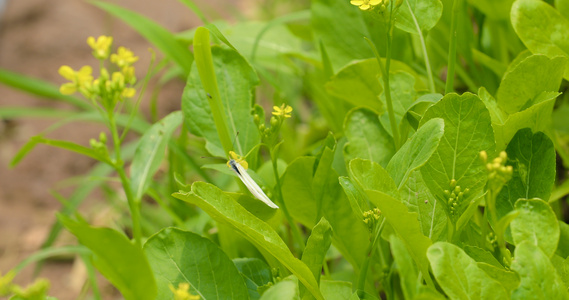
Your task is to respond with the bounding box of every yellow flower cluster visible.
[59,35,138,104]
[169,283,200,300]
[350,0,382,11]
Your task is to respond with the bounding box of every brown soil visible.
[0,0,247,299]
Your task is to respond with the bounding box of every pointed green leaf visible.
[390,235,419,300]
[130,111,182,202]
[396,0,442,33]
[420,93,495,224]
[172,182,323,300]
[301,218,332,284]
[387,118,444,188]
[182,46,260,157]
[58,215,156,300]
[427,242,508,299]
[349,158,398,197]
[343,108,395,168]
[476,263,520,292]
[511,242,569,300]
[511,198,559,257]
[143,228,249,299]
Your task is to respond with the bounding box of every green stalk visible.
[109,112,142,248]
[445,0,461,94]
[270,148,305,253]
[357,218,386,298]
[193,27,233,155]
[406,0,435,93]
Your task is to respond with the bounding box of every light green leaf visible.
[234,258,272,300]
[396,0,443,33]
[29,136,111,164]
[511,242,569,300]
[349,158,398,197]
[557,0,569,18]
[90,1,193,75]
[467,0,514,19]
[339,177,370,220]
[326,59,426,113]
[143,228,249,300]
[511,198,559,257]
[497,54,565,114]
[58,215,156,300]
[496,129,556,224]
[493,91,559,150]
[387,118,444,188]
[281,157,369,272]
[182,46,260,157]
[557,221,569,258]
[511,0,569,79]
[260,278,298,300]
[400,170,448,242]
[173,182,324,300]
[378,72,420,135]
[551,255,569,290]
[390,235,419,300]
[427,242,508,299]
[476,262,520,292]
[343,108,395,168]
[130,111,182,202]
[420,93,496,224]
[320,280,352,300]
[301,218,333,284]
[365,190,433,287]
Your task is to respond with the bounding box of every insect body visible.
[228,159,279,209]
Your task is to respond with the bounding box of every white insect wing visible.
[231,160,279,209]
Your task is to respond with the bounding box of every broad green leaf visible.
[396,0,443,33]
[420,93,495,224]
[557,0,569,18]
[343,108,395,168]
[301,218,332,284]
[0,69,91,110]
[400,170,448,242]
[463,246,502,267]
[551,255,569,290]
[349,159,398,197]
[320,280,352,300]
[427,242,508,299]
[390,235,419,300]
[91,1,193,75]
[365,190,433,287]
[511,198,559,257]
[182,46,260,157]
[234,258,272,300]
[326,59,426,112]
[130,111,182,202]
[557,221,569,258]
[493,92,559,150]
[511,242,569,300]
[58,215,156,300]
[173,182,324,300]
[260,279,298,300]
[497,54,565,114]
[339,177,370,220]
[143,228,248,300]
[281,157,369,272]
[467,0,514,19]
[476,262,520,292]
[496,129,556,224]
[386,118,444,188]
[511,0,569,79]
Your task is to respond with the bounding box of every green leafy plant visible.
[2,0,569,299]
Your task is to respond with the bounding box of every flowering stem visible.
[406,0,435,93]
[270,146,305,253]
[357,218,385,297]
[108,111,142,248]
[445,0,460,94]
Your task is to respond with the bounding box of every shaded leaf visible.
[511,198,559,257]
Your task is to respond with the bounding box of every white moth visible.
[228,159,279,209]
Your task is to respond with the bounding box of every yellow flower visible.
[87,36,113,60]
[169,283,200,300]
[111,46,139,68]
[122,66,136,84]
[272,104,293,118]
[350,0,382,10]
[228,151,248,170]
[122,87,136,98]
[58,65,93,95]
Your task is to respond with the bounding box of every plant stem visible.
[357,218,385,297]
[109,112,142,248]
[406,0,435,93]
[445,0,461,94]
[270,148,305,253]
